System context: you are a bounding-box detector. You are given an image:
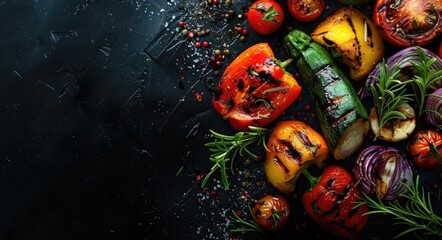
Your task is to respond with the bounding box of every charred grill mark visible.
[325,95,348,112]
[322,36,336,46]
[325,178,336,188]
[280,139,302,165]
[214,89,222,101]
[346,17,362,64]
[237,78,244,91]
[332,109,357,128]
[365,19,374,47]
[274,156,290,174]
[312,182,353,218]
[295,130,315,147]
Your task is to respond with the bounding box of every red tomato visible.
[247,0,284,35]
[287,0,325,22]
[253,195,290,231]
[408,130,442,169]
[373,0,442,47]
[212,43,301,131]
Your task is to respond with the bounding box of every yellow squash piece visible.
[311,7,384,81]
[264,120,329,193]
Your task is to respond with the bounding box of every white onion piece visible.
[353,145,413,200]
[425,88,442,130]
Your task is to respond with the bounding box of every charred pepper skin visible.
[264,120,329,193]
[302,165,369,239]
[212,43,301,131]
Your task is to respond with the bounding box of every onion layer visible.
[360,47,442,98]
[425,88,442,130]
[353,145,413,200]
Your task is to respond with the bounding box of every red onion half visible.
[360,47,442,98]
[353,145,413,201]
[425,88,442,130]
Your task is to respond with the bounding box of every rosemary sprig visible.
[410,47,442,116]
[356,176,442,239]
[202,126,269,189]
[370,62,413,135]
[229,206,269,235]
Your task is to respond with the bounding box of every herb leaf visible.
[202,126,269,189]
[371,61,413,137]
[356,176,442,239]
[410,46,442,116]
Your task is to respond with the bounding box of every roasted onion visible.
[425,88,442,130]
[354,146,413,201]
[360,47,442,98]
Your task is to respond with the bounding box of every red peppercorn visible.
[236,26,243,33]
[215,61,222,67]
[213,0,219,4]
[178,21,185,27]
[210,56,216,62]
[203,41,209,47]
[310,113,316,118]
[195,41,201,48]
[188,32,194,39]
[242,29,249,36]
[305,104,311,111]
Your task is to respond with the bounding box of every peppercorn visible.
[182,29,189,36]
[240,36,247,42]
[223,49,230,56]
[214,49,222,56]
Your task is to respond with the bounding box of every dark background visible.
[0,0,440,240]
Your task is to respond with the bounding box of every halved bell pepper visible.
[213,43,302,131]
[302,165,369,238]
[264,120,329,194]
[311,7,385,81]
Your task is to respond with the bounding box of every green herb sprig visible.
[202,126,269,189]
[356,176,442,239]
[370,62,413,136]
[229,206,269,235]
[410,47,442,116]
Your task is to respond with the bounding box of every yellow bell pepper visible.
[264,120,329,194]
[311,7,384,81]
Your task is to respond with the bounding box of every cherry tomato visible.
[247,0,284,35]
[373,0,442,47]
[287,0,325,22]
[253,195,290,231]
[408,130,442,169]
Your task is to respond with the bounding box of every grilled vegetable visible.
[408,130,442,169]
[287,0,325,22]
[360,47,442,99]
[213,43,301,131]
[283,29,368,159]
[302,165,369,238]
[373,0,442,47]
[425,88,442,130]
[247,0,285,35]
[370,103,416,142]
[252,195,290,231]
[264,120,329,193]
[311,7,385,81]
[354,145,413,200]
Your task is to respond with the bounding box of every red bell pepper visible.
[302,165,368,238]
[212,43,301,131]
